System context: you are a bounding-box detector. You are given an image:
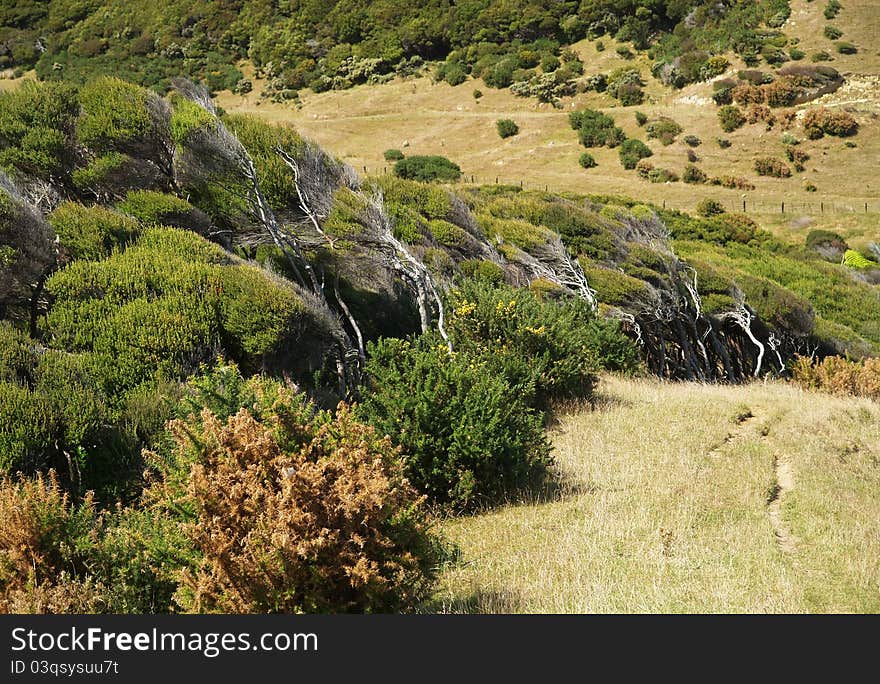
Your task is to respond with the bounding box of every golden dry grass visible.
[215,2,880,214]
[431,375,880,613]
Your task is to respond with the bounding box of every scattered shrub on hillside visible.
[683,164,708,184]
[393,155,461,182]
[686,149,700,163]
[835,41,857,54]
[496,119,519,139]
[754,157,791,177]
[578,152,597,169]
[607,68,644,105]
[802,107,858,137]
[696,198,725,217]
[383,149,405,161]
[784,146,810,172]
[792,355,879,401]
[811,50,832,62]
[634,111,648,126]
[618,139,652,170]
[824,0,842,20]
[472,89,483,100]
[823,25,843,39]
[644,117,682,145]
[569,109,625,148]
[683,135,701,147]
[718,105,746,132]
[716,137,732,149]
[789,48,805,60]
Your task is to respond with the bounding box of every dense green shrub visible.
[683,164,708,184]
[718,105,746,132]
[44,227,315,389]
[496,119,519,139]
[683,135,702,147]
[618,139,653,170]
[634,111,648,126]
[579,152,597,169]
[76,77,155,155]
[569,109,625,148]
[823,25,843,39]
[393,155,461,182]
[359,335,552,509]
[0,81,78,180]
[824,0,842,20]
[696,198,725,217]
[49,203,139,261]
[835,41,857,54]
[383,149,405,161]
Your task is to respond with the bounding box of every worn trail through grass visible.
[434,375,880,613]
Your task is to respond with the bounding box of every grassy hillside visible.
[434,374,880,613]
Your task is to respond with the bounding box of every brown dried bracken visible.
[172,404,438,613]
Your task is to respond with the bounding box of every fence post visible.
[866,202,869,213]
[743,199,746,212]
[821,201,823,213]
[495,177,498,185]
[781,201,785,214]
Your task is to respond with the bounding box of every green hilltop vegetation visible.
[2,0,789,97]
[0,40,878,610]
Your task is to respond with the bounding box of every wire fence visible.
[363,165,879,216]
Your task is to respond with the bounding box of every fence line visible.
[364,165,878,216]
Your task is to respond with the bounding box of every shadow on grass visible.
[420,588,523,614]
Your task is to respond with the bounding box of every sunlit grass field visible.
[431,375,880,613]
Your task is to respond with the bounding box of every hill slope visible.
[435,374,880,613]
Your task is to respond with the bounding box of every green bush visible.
[578,152,597,169]
[393,155,461,182]
[618,139,653,170]
[718,105,746,132]
[823,25,843,39]
[49,202,139,261]
[116,190,198,226]
[569,109,625,148]
[76,77,155,155]
[0,81,78,180]
[496,119,519,138]
[683,135,702,147]
[383,148,405,161]
[634,111,648,126]
[835,41,857,54]
[645,117,682,145]
[696,198,726,217]
[359,335,552,509]
[824,0,842,20]
[683,164,708,184]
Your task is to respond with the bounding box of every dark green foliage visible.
[383,149,405,161]
[835,41,857,54]
[823,25,843,39]
[496,119,519,139]
[359,335,552,509]
[718,105,746,132]
[579,152,597,169]
[394,155,461,183]
[684,165,709,184]
[824,0,842,20]
[635,111,648,126]
[618,139,653,170]
[683,135,702,147]
[569,109,626,148]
